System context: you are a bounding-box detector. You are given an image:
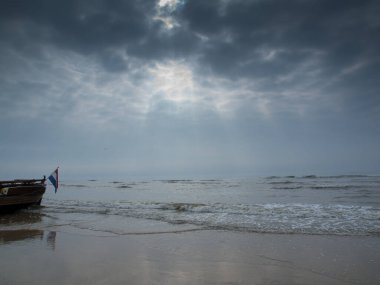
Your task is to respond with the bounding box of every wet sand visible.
[1,217,379,285]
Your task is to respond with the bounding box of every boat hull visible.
[0,179,46,213]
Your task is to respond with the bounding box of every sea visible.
[2,175,380,236]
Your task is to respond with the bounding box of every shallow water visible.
[2,175,379,236]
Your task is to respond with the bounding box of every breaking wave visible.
[43,199,380,236]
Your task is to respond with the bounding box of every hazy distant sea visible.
[17,175,377,236]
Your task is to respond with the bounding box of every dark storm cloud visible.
[176,0,380,115]
[179,0,379,73]
[0,0,153,48]
[1,0,379,75]
[0,0,155,70]
[1,0,379,117]
[0,0,200,74]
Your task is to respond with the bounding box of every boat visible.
[0,177,46,213]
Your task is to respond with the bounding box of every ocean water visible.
[2,175,380,236]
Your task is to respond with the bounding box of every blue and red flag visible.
[48,167,59,193]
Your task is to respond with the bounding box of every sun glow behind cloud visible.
[148,61,195,104]
[1,42,333,135]
[4,48,323,129]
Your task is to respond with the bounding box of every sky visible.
[0,0,380,179]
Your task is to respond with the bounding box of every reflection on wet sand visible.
[0,230,57,250]
[0,206,57,250]
[0,229,44,244]
[0,208,43,225]
[46,231,56,250]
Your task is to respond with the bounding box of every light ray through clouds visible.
[0,0,379,178]
[148,61,195,105]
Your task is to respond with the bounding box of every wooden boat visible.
[0,177,46,212]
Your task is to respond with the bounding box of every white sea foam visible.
[43,199,380,236]
[36,175,380,235]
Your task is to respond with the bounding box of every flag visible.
[48,167,59,193]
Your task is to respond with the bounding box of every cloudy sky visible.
[1,0,379,179]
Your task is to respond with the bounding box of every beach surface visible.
[1,216,379,285]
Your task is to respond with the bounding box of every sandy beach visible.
[1,216,379,285]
